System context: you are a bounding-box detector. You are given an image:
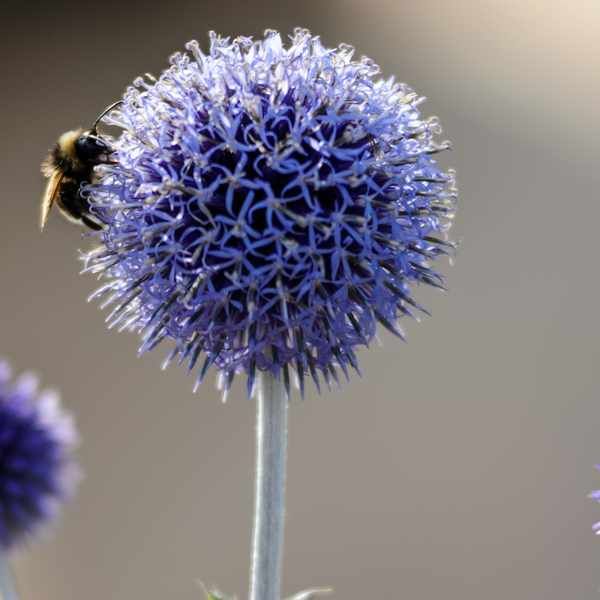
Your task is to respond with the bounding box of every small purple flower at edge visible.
[590,465,600,535]
[0,361,79,551]
[83,29,458,398]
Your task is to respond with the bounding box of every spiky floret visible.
[83,29,457,396]
[0,361,79,550]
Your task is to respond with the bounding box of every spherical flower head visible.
[84,29,457,396]
[0,361,79,551]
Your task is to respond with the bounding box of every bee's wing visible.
[40,169,64,231]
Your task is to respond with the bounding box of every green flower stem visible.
[0,554,18,600]
[249,371,289,600]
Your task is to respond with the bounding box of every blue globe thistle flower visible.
[83,29,457,396]
[0,361,79,550]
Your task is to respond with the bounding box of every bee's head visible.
[71,100,123,164]
[75,131,111,162]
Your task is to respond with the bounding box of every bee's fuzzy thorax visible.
[51,129,85,175]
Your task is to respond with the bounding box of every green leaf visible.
[197,580,235,600]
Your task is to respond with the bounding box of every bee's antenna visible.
[91,100,123,132]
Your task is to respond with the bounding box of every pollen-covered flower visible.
[0,361,79,550]
[84,29,457,396]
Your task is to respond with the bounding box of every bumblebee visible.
[40,101,122,231]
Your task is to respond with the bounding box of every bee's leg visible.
[72,187,104,231]
[81,214,104,231]
[59,186,103,231]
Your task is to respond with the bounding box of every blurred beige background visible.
[2,0,599,598]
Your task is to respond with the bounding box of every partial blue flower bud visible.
[0,361,79,550]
